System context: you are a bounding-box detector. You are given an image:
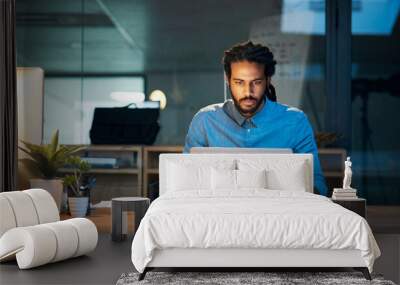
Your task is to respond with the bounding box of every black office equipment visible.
[90,105,160,145]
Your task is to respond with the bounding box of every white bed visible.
[131,154,380,280]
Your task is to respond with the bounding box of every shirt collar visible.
[222,99,246,126]
[222,98,268,128]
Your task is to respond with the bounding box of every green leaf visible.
[19,158,43,178]
[49,129,59,155]
[18,130,86,179]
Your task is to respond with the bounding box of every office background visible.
[15,0,400,204]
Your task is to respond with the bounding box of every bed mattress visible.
[131,190,380,273]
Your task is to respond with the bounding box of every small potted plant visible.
[19,129,83,211]
[63,156,95,217]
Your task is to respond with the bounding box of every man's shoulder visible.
[198,102,225,113]
[194,102,225,119]
[273,101,307,122]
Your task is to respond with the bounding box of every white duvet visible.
[131,190,380,273]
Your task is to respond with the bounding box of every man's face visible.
[228,60,268,117]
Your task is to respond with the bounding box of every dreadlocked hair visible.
[223,41,277,102]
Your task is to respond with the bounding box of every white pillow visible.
[167,163,210,191]
[236,169,267,189]
[266,165,307,191]
[167,159,235,192]
[211,168,267,190]
[211,168,236,190]
[237,159,308,191]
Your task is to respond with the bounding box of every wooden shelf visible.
[143,146,183,152]
[63,144,142,152]
[59,168,139,175]
[143,145,183,198]
[145,168,159,174]
[59,144,143,200]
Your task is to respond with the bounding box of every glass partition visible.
[351,0,400,204]
[17,0,327,145]
[44,76,145,144]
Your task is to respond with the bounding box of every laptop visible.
[190,147,293,154]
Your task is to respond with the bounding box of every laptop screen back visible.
[190,147,293,154]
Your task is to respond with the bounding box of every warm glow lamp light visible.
[149,90,167,110]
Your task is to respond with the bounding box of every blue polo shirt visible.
[183,99,328,196]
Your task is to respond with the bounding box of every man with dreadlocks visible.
[183,41,327,196]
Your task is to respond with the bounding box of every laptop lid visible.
[190,147,293,154]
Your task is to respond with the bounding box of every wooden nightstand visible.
[331,198,366,218]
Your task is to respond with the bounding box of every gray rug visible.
[116,271,396,285]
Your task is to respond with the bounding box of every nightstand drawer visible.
[331,198,366,218]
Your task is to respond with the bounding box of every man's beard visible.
[231,93,264,117]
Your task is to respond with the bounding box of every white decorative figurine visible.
[342,156,353,189]
[332,157,357,199]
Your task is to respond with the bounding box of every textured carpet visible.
[116,271,396,285]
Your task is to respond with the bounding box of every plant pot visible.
[60,189,69,213]
[68,197,89,218]
[30,178,63,212]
